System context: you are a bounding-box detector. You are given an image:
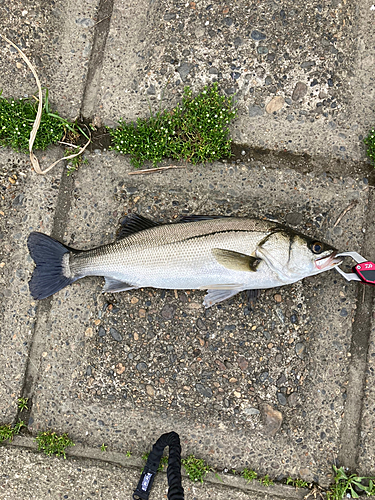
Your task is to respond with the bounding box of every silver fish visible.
[27,214,342,307]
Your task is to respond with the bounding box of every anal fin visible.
[103,277,138,293]
[203,288,244,308]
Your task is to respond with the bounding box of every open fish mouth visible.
[315,251,343,270]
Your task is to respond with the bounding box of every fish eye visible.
[311,241,324,254]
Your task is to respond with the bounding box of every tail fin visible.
[27,232,78,300]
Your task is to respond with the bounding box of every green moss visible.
[286,476,309,488]
[259,474,274,487]
[0,92,65,151]
[0,421,25,442]
[109,83,236,168]
[241,468,258,482]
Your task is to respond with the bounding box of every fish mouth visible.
[315,251,343,270]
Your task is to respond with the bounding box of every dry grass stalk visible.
[1,34,90,174]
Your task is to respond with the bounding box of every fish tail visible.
[27,232,78,300]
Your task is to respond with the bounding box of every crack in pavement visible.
[338,187,375,470]
[80,0,115,120]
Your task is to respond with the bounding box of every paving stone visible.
[91,0,375,162]
[26,152,368,485]
[2,0,375,493]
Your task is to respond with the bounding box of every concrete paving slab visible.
[0,443,306,500]
[95,0,155,125]
[0,0,100,119]
[93,0,375,162]
[0,149,63,423]
[27,151,370,486]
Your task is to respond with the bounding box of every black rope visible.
[133,431,184,500]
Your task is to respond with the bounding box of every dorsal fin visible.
[178,215,226,223]
[117,214,160,240]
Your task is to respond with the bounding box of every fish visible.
[27,213,342,308]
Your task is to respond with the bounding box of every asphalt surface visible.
[1,1,375,499]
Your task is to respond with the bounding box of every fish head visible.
[256,230,342,283]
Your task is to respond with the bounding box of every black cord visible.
[133,431,184,500]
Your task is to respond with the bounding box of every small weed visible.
[35,431,74,459]
[182,455,211,483]
[364,128,375,166]
[286,477,309,488]
[17,397,29,411]
[241,468,258,483]
[126,450,132,457]
[0,421,25,442]
[109,83,236,168]
[142,452,168,471]
[13,421,26,434]
[326,465,375,499]
[101,443,107,452]
[259,474,274,487]
[65,147,88,176]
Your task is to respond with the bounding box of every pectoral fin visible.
[212,248,260,272]
[103,277,138,293]
[203,288,244,308]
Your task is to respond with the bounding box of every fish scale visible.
[69,219,277,290]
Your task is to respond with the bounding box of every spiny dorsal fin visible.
[212,248,260,272]
[117,214,160,240]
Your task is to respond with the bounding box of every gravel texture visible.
[359,309,375,476]
[1,0,375,496]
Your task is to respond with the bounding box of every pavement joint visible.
[17,170,76,415]
[338,188,375,470]
[80,0,115,120]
